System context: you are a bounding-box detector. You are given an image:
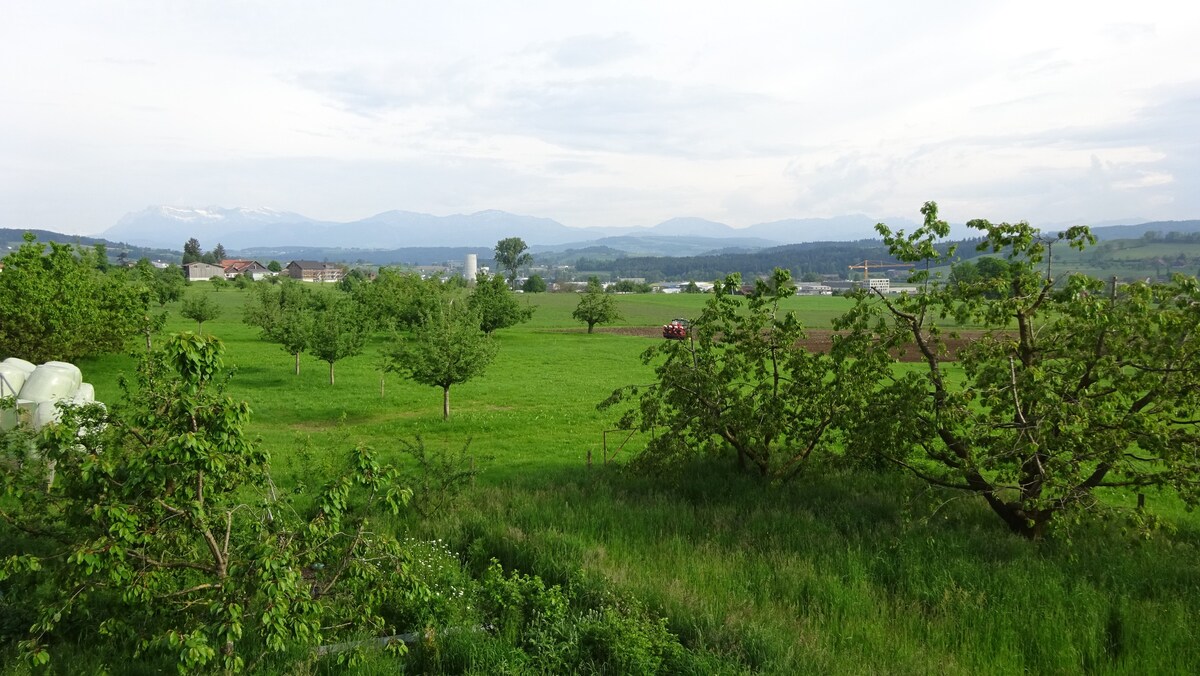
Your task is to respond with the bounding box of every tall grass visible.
[63,284,1200,673]
[429,462,1200,674]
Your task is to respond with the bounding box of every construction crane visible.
[848,260,914,285]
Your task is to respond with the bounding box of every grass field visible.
[65,284,1200,674]
[519,291,860,330]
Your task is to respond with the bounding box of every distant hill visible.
[1090,220,1200,240]
[532,234,779,258]
[0,228,180,263]
[581,240,896,281]
[530,246,629,266]
[236,245,495,267]
[646,217,741,238]
[577,234,1043,282]
[1,228,110,247]
[103,206,332,249]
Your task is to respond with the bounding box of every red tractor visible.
[662,318,690,340]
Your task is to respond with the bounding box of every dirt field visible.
[591,326,987,362]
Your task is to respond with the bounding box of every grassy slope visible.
[70,284,1200,674]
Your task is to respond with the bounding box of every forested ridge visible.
[577,238,985,280]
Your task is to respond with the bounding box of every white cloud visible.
[538,33,642,69]
[1,1,1199,235]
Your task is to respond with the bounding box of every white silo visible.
[465,253,478,283]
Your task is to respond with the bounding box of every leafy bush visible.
[0,233,151,361]
[574,598,686,674]
[608,279,652,293]
[458,560,692,674]
[522,274,548,293]
[469,273,533,334]
[386,538,477,631]
[398,436,485,519]
[0,334,430,671]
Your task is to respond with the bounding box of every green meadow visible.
[65,285,1200,674]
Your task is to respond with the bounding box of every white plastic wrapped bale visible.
[5,362,87,431]
[70,385,106,439]
[0,362,28,398]
[19,363,82,403]
[13,400,38,429]
[2,357,36,375]
[73,383,95,404]
[0,359,37,430]
[29,400,65,430]
[44,361,83,382]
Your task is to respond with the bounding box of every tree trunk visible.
[294,352,301,375]
[145,332,153,352]
[587,322,595,334]
[329,361,335,386]
[442,386,451,421]
[983,495,1052,540]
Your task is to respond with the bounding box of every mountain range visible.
[101,206,916,251]
[8,206,1183,265]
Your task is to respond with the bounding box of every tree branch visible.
[317,522,366,598]
[126,550,217,575]
[889,457,974,491]
[166,582,223,597]
[1076,462,1112,491]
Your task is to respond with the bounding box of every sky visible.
[2,1,1198,236]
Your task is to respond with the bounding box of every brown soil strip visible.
[572,327,992,362]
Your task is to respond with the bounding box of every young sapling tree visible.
[388,298,497,421]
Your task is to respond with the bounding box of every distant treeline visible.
[576,239,988,282]
[0,228,113,251]
[1097,230,1200,246]
[0,228,179,264]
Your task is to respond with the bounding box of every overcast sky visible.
[2,1,1198,236]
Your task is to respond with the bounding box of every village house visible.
[221,259,270,280]
[285,260,344,283]
[183,262,226,282]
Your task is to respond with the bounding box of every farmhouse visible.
[183,262,226,282]
[286,260,344,283]
[795,284,833,295]
[655,281,716,294]
[221,259,270,280]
